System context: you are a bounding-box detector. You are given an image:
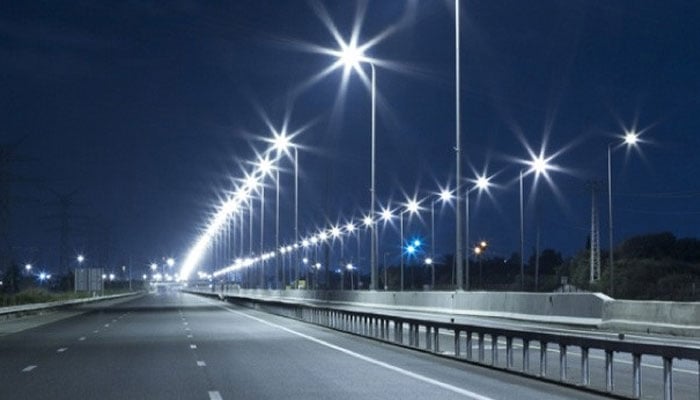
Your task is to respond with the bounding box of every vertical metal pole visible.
[400,212,404,291]
[465,188,470,290]
[663,357,673,400]
[632,353,641,398]
[370,63,377,291]
[248,198,253,288]
[454,0,463,291]
[559,344,567,381]
[478,333,485,362]
[540,341,548,377]
[454,330,461,357]
[506,337,513,368]
[431,200,435,260]
[276,168,280,289]
[608,144,615,296]
[294,147,299,288]
[260,183,265,288]
[523,340,530,372]
[466,331,473,360]
[491,334,498,365]
[605,350,614,392]
[581,347,590,386]
[520,170,525,291]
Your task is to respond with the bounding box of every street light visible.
[77,255,85,264]
[424,258,434,289]
[334,43,379,291]
[431,188,453,263]
[608,130,640,296]
[520,154,554,291]
[346,263,354,290]
[474,241,488,289]
[257,155,275,289]
[399,199,421,291]
[166,258,175,268]
[465,174,492,290]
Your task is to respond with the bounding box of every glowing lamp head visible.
[330,226,341,238]
[166,258,175,267]
[406,199,419,214]
[413,239,421,247]
[475,175,491,190]
[338,44,365,70]
[425,258,433,265]
[381,209,393,222]
[346,263,354,270]
[258,157,274,175]
[530,155,550,176]
[39,272,46,280]
[480,241,488,248]
[624,131,639,146]
[77,255,85,263]
[474,246,482,255]
[314,262,322,269]
[302,257,309,264]
[406,245,416,254]
[318,231,328,241]
[150,263,158,271]
[272,132,292,153]
[25,264,32,271]
[439,189,453,202]
[363,216,373,227]
[345,222,356,233]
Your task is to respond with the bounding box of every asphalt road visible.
[0,291,636,399]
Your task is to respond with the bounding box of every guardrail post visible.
[454,330,461,357]
[581,347,590,387]
[492,334,499,366]
[632,353,641,398]
[395,321,401,343]
[433,327,440,353]
[478,333,485,363]
[605,350,614,392]
[409,324,415,346]
[540,341,548,377]
[380,318,386,339]
[414,324,420,347]
[506,337,513,369]
[426,326,432,351]
[466,331,473,361]
[663,357,673,400]
[559,344,567,381]
[523,340,529,372]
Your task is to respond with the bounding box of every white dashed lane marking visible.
[208,391,223,400]
[22,365,37,372]
[93,330,99,333]
[56,348,68,353]
[78,337,86,341]
[197,361,206,367]
[190,344,197,349]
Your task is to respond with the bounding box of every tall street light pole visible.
[465,176,491,290]
[519,169,525,291]
[334,46,378,291]
[608,131,639,296]
[275,166,281,289]
[454,0,464,291]
[294,146,299,289]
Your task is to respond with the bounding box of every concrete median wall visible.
[201,285,700,336]
[601,299,700,336]
[213,286,608,326]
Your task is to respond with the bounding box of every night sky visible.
[2,0,699,275]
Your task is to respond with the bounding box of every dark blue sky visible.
[2,0,699,273]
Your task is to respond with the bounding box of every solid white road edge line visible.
[215,303,495,400]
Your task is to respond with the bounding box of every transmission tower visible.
[588,181,601,282]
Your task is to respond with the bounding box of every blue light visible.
[412,239,421,247]
[406,245,416,254]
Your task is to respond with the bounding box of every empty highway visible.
[0,291,619,400]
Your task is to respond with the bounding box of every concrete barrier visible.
[0,292,142,320]
[201,285,700,336]
[601,299,700,336]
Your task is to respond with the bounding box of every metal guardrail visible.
[192,290,700,400]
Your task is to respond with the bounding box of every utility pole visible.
[588,181,602,283]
